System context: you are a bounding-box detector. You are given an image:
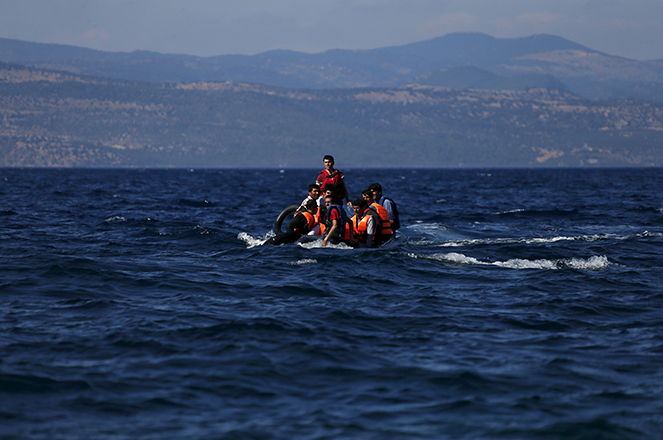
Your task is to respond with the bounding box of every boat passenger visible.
[316,155,350,206]
[368,182,400,231]
[265,200,319,245]
[319,183,342,206]
[350,198,381,248]
[361,189,393,245]
[298,184,321,212]
[322,195,352,247]
[287,200,319,235]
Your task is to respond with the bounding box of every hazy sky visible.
[1,0,662,60]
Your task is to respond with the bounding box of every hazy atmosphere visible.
[2,0,662,59]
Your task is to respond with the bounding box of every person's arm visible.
[322,219,338,247]
[364,215,376,247]
[382,199,396,227]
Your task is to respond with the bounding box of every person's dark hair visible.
[308,183,320,192]
[305,200,318,209]
[368,183,382,193]
[323,184,336,193]
[323,155,335,164]
[352,198,367,209]
[362,189,373,198]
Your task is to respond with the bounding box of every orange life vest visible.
[352,209,380,245]
[314,206,324,224]
[293,211,317,234]
[370,202,393,237]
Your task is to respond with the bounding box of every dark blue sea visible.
[2,168,663,440]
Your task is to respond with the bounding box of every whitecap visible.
[237,232,269,248]
[564,255,610,270]
[297,240,352,250]
[410,252,609,271]
[439,234,627,248]
[494,258,559,270]
[409,252,489,266]
[289,258,318,266]
[492,208,525,215]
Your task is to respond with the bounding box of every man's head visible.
[362,189,375,203]
[305,199,318,213]
[323,155,335,171]
[352,197,368,215]
[308,183,321,198]
[324,195,335,206]
[368,182,382,199]
[323,184,335,197]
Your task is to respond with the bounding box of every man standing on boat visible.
[316,155,350,206]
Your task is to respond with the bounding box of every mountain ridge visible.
[2,33,663,101]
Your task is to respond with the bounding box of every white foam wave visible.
[237,232,270,248]
[638,231,663,238]
[104,215,126,223]
[564,255,610,270]
[494,258,559,270]
[492,208,526,215]
[297,240,352,250]
[439,234,627,247]
[289,258,318,266]
[409,252,609,271]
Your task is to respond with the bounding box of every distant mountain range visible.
[2,33,663,102]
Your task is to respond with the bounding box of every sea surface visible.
[1,167,663,440]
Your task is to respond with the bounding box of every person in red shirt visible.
[316,155,350,205]
[321,195,352,247]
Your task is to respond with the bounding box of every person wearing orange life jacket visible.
[362,189,393,245]
[265,200,318,245]
[350,198,381,248]
[287,200,319,235]
[368,182,400,231]
[322,195,352,247]
[297,183,324,235]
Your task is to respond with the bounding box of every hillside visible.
[1,63,662,168]
[415,66,567,91]
[2,33,663,102]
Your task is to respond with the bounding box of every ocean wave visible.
[409,252,609,270]
[439,233,630,247]
[289,259,318,265]
[237,232,270,248]
[405,222,468,244]
[490,208,578,218]
[296,240,353,250]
